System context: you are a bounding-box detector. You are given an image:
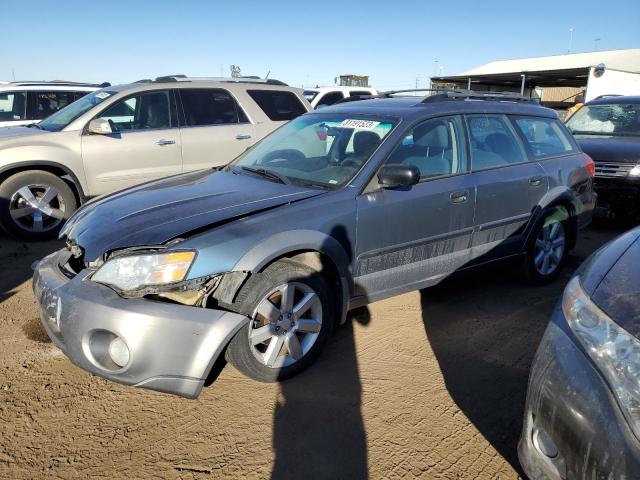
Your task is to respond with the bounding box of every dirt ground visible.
[0,219,628,480]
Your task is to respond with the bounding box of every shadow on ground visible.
[271,307,371,480]
[419,217,626,474]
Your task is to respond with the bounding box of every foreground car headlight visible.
[629,165,640,177]
[91,251,196,292]
[563,275,640,439]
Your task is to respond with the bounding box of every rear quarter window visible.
[513,116,576,158]
[246,90,307,121]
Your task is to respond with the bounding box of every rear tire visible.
[225,259,335,382]
[523,211,569,284]
[0,170,77,241]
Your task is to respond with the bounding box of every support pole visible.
[467,77,471,90]
[520,74,526,95]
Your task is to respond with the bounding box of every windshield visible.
[39,90,116,132]
[228,113,397,188]
[566,103,640,137]
[303,90,319,101]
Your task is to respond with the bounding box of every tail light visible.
[582,153,595,177]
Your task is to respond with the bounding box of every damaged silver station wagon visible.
[33,91,596,398]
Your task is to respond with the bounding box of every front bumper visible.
[33,249,249,399]
[518,305,640,479]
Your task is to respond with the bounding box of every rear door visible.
[355,115,476,299]
[178,88,256,170]
[466,114,548,262]
[81,89,182,195]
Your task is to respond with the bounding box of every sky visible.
[2,0,639,90]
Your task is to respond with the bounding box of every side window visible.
[513,117,576,158]
[99,91,172,131]
[386,115,467,178]
[73,91,91,101]
[246,90,307,121]
[466,115,528,170]
[33,92,76,120]
[180,89,248,126]
[316,91,344,108]
[0,92,27,121]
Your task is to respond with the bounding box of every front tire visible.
[225,259,334,382]
[523,212,569,284]
[0,170,77,241]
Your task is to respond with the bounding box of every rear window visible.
[247,90,307,121]
[0,92,26,121]
[513,117,576,158]
[180,89,248,126]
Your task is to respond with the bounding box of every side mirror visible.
[378,164,420,188]
[87,118,113,135]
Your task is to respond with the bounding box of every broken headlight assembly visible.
[91,250,197,293]
[563,275,640,440]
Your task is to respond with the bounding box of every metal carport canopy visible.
[432,67,591,88]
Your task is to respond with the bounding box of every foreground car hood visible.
[576,136,640,163]
[63,169,325,261]
[592,230,640,337]
[0,125,48,141]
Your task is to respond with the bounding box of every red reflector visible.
[316,130,327,141]
[583,153,595,177]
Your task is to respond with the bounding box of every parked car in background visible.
[303,86,378,109]
[565,95,640,219]
[0,76,310,240]
[33,90,595,399]
[0,81,102,127]
[519,225,640,480]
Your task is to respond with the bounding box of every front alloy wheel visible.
[248,282,322,369]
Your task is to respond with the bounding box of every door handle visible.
[529,176,543,186]
[450,191,469,204]
[156,139,176,146]
[235,134,252,140]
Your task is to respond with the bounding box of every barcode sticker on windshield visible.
[339,119,380,130]
[95,92,111,99]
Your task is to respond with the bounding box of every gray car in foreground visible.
[519,226,640,479]
[33,91,595,398]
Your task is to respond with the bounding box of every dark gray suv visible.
[33,91,596,398]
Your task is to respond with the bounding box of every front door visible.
[354,115,476,300]
[465,114,549,262]
[178,88,256,170]
[81,89,182,196]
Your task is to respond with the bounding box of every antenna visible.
[265,70,271,80]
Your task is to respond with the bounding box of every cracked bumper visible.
[32,249,249,399]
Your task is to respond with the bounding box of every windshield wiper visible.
[26,123,42,129]
[238,166,291,184]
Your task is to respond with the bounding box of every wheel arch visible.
[0,161,87,205]
[234,230,354,324]
[525,187,579,252]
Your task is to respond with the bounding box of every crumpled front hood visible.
[576,136,640,164]
[63,169,325,261]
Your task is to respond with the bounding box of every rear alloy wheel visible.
[524,215,568,284]
[225,260,334,382]
[0,170,77,240]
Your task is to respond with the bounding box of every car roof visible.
[102,79,303,95]
[586,95,640,106]
[321,95,558,121]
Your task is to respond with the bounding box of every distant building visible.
[338,74,369,87]
[432,49,640,109]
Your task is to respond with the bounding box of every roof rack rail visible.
[151,75,288,86]
[422,90,539,104]
[593,94,623,100]
[7,80,109,88]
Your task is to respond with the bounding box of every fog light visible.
[630,165,640,177]
[108,337,130,367]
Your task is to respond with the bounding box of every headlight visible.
[629,165,640,177]
[91,251,196,292]
[563,275,640,439]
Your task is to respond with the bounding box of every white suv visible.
[303,86,378,109]
[0,76,311,239]
[0,81,103,128]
